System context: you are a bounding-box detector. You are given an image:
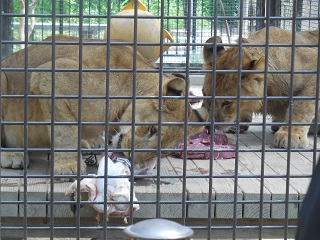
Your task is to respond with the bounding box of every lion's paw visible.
[227,125,250,133]
[274,129,309,148]
[1,152,26,169]
[54,160,86,176]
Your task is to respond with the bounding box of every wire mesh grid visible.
[0,0,319,239]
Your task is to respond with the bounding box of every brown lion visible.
[1,35,208,175]
[202,27,319,148]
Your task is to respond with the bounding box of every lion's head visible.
[202,36,265,132]
[112,77,208,163]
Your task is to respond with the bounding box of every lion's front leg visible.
[52,152,86,175]
[271,116,285,133]
[308,117,320,135]
[51,125,87,175]
[274,126,310,148]
[1,99,29,170]
[227,114,252,133]
[1,152,26,169]
[28,62,89,176]
[273,99,315,148]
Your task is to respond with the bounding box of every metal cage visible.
[0,0,319,239]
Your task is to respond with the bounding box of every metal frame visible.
[0,0,319,239]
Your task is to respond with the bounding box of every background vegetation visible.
[11,0,241,30]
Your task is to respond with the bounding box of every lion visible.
[0,35,208,175]
[202,27,319,148]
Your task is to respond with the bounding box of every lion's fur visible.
[1,35,208,174]
[202,27,319,148]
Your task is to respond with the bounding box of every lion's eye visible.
[149,126,157,138]
[222,101,232,107]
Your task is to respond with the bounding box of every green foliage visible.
[11,0,239,28]
[10,0,240,62]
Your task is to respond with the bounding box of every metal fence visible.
[2,0,319,63]
[0,0,319,239]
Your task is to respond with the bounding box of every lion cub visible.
[1,35,208,175]
[202,27,319,148]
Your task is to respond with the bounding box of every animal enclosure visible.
[0,0,319,239]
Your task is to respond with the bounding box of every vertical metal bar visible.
[76,1,84,239]
[23,0,30,239]
[130,0,138,221]
[284,0,298,238]
[49,2,57,239]
[232,0,246,238]
[103,0,112,237]
[312,12,320,168]
[181,0,192,225]
[208,0,219,238]
[181,0,193,225]
[0,2,3,238]
[259,1,271,239]
[156,0,165,220]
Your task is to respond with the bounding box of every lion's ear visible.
[242,57,265,94]
[162,78,186,111]
[203,36,224,65]
[251,57,266,84]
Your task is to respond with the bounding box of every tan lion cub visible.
[202,27,319,148]
[1,35,208,175]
